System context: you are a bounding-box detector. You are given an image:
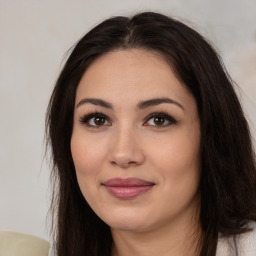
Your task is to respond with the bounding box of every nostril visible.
[110,160,138,168]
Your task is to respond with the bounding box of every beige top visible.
[0,230,49,256]
[216,222,256,256]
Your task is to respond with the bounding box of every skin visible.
[71,49,202,256]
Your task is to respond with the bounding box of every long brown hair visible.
[46,12,256,255]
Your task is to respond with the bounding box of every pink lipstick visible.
[103,178,154,199]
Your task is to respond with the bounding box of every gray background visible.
[0,0,255,243]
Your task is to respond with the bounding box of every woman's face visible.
[71,49,201,232]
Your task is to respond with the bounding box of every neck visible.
[111,210,202,256]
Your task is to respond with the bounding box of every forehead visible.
[75,49,193,108]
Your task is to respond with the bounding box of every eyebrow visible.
[76,97,184,111]
[76,98,112,109]
[137,97,184,110]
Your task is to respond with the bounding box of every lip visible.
[102,178,155,199]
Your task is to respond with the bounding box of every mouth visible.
[102,177,155,199]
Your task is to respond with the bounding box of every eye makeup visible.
[79,109,178,129]
[143,111,177,128]
[79,111,111,128]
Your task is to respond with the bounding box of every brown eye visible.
[80,113,111,128]
[93,116,106,126]
[144,112,177,127]
[153,116,165,126]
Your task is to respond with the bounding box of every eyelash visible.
[79,111,109,128]
[145,112,177,128]
[79,111,177,129]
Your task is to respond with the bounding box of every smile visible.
[102,178,155,199]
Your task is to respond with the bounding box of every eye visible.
[144,112,177,127]
[80,112,111,128]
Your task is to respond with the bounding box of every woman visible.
[46,12,256,256]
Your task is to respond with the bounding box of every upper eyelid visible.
[80,111,174,120]
[145,112,174,119]
[80,112,110,121]
[144,112,177,125]
[79,113,111,128]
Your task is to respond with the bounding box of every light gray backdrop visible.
[0,0,255,243]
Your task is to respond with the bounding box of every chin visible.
[101,210,151,232]
[109,220,149,232]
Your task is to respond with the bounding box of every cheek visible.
[70,133,109,200]
[148,127,201,192]
[71,133,106,173]
[150,132,200,171]
[151,132,201,211]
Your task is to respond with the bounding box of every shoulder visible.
[216,221,256,256]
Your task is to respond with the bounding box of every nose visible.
[109,126,145,168]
